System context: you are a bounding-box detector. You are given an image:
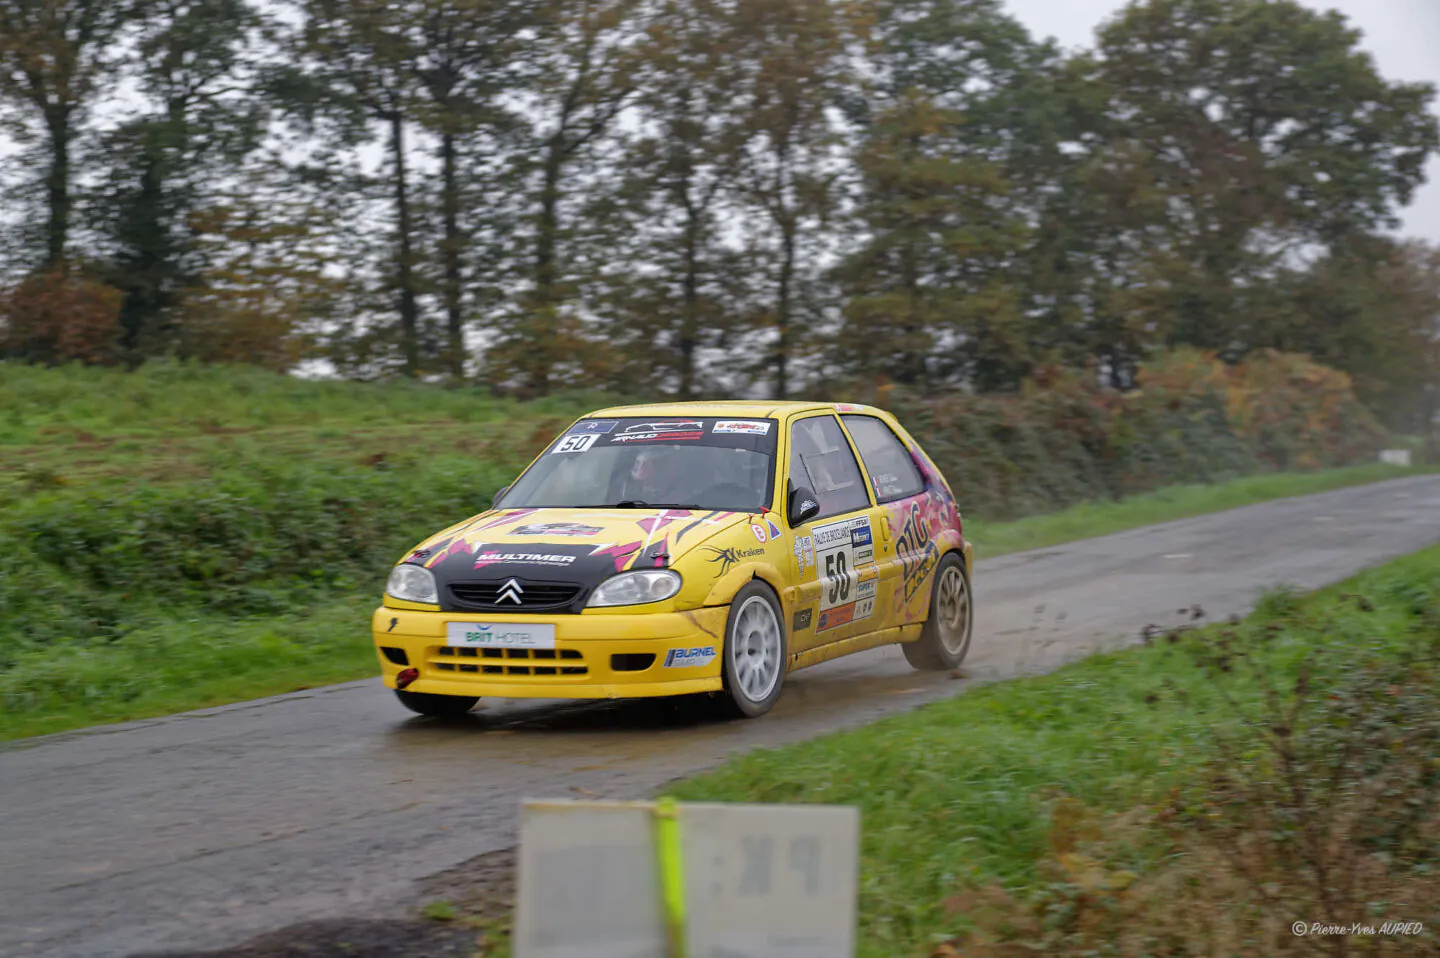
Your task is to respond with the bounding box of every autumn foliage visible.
[876,349,1386,520]
[0,270,124,366]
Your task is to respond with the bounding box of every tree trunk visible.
[390,112,420,377]
[900,235,923,386]
[529,142,565,396]
[43,108,71,268]
[119,151,166,361]
[775,223,795,400]
[679,212,700,399]
[440,129,464,380]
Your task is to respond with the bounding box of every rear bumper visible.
[371,604,728,700]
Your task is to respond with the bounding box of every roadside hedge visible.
[0,349,1386,665]
[875,349,1387,520]
[0,455,520,664]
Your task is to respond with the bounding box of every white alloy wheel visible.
[720,582,788,717]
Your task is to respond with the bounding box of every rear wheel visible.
[902,554,972,671]
[719,582,788,718]
[394,689,479,717]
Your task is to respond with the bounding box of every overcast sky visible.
[1002,0,1440,245]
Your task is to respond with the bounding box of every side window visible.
[841,415,925,503]
[788,416,870,520]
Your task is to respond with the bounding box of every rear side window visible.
[788,415,870,519]
[842,415,925,502]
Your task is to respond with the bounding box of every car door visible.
[839,413,931,625]
[782,413,884,653]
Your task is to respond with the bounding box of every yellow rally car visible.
[373,402,974,718]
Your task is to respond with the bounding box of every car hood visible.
[404,507,756,609]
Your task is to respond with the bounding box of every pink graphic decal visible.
[885,484,963,620]
[750,523,768,543]
[591,540,645,572]
[636,509,693,535]
[422,536,474,569]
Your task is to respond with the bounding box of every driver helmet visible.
[631,447,682,489]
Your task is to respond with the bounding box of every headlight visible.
[386,563,439,604]
[587,570,682,608]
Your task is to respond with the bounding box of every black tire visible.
[719,581,788,718]
[902,553,973,671]
[394,689,479,717]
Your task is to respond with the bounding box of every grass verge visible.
[0,598,377,742]
[421,547,1439,956]
[650,546,1440,956]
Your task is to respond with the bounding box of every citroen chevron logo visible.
[497,578,524,604]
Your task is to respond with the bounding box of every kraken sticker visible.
[703,545,765,576]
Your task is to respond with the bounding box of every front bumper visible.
[371,604,729,700]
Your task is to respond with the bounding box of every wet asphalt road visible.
[3,474,1439,958]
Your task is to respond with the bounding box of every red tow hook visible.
[395,667,420,690]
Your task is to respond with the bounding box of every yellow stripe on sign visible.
[654,796,687,958]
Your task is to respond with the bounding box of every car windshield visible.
[498,417,777,511]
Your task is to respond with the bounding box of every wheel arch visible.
[700,562,788,609]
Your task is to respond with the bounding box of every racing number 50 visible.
[825,551,850,604]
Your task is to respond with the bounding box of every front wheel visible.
[902,554,973,671]
[394,689,479,717]
[719,582,788,718]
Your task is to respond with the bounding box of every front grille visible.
[448,580,582,612]
[431,646,588,677]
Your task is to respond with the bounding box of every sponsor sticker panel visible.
[895,500,940,601]
[703,545,766,576]
[664,646,717,668]
[791,534,815,574]
[611,431,705,444]
[473,550,577,568]
[445,622,557,650]
[712,420,772,436]
[512,522,603,537]
[812,515,878,633]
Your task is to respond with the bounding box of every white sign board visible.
[679,802,860,958]
[513,800,666,958]
[1379,449,1412,467]
[513,799,860,958]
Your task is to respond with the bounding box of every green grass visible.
[0,360,616,501]
[664,546,1440,957]
[0,597,379,741]
[0,360,614,442]
[963,461,1438,558]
